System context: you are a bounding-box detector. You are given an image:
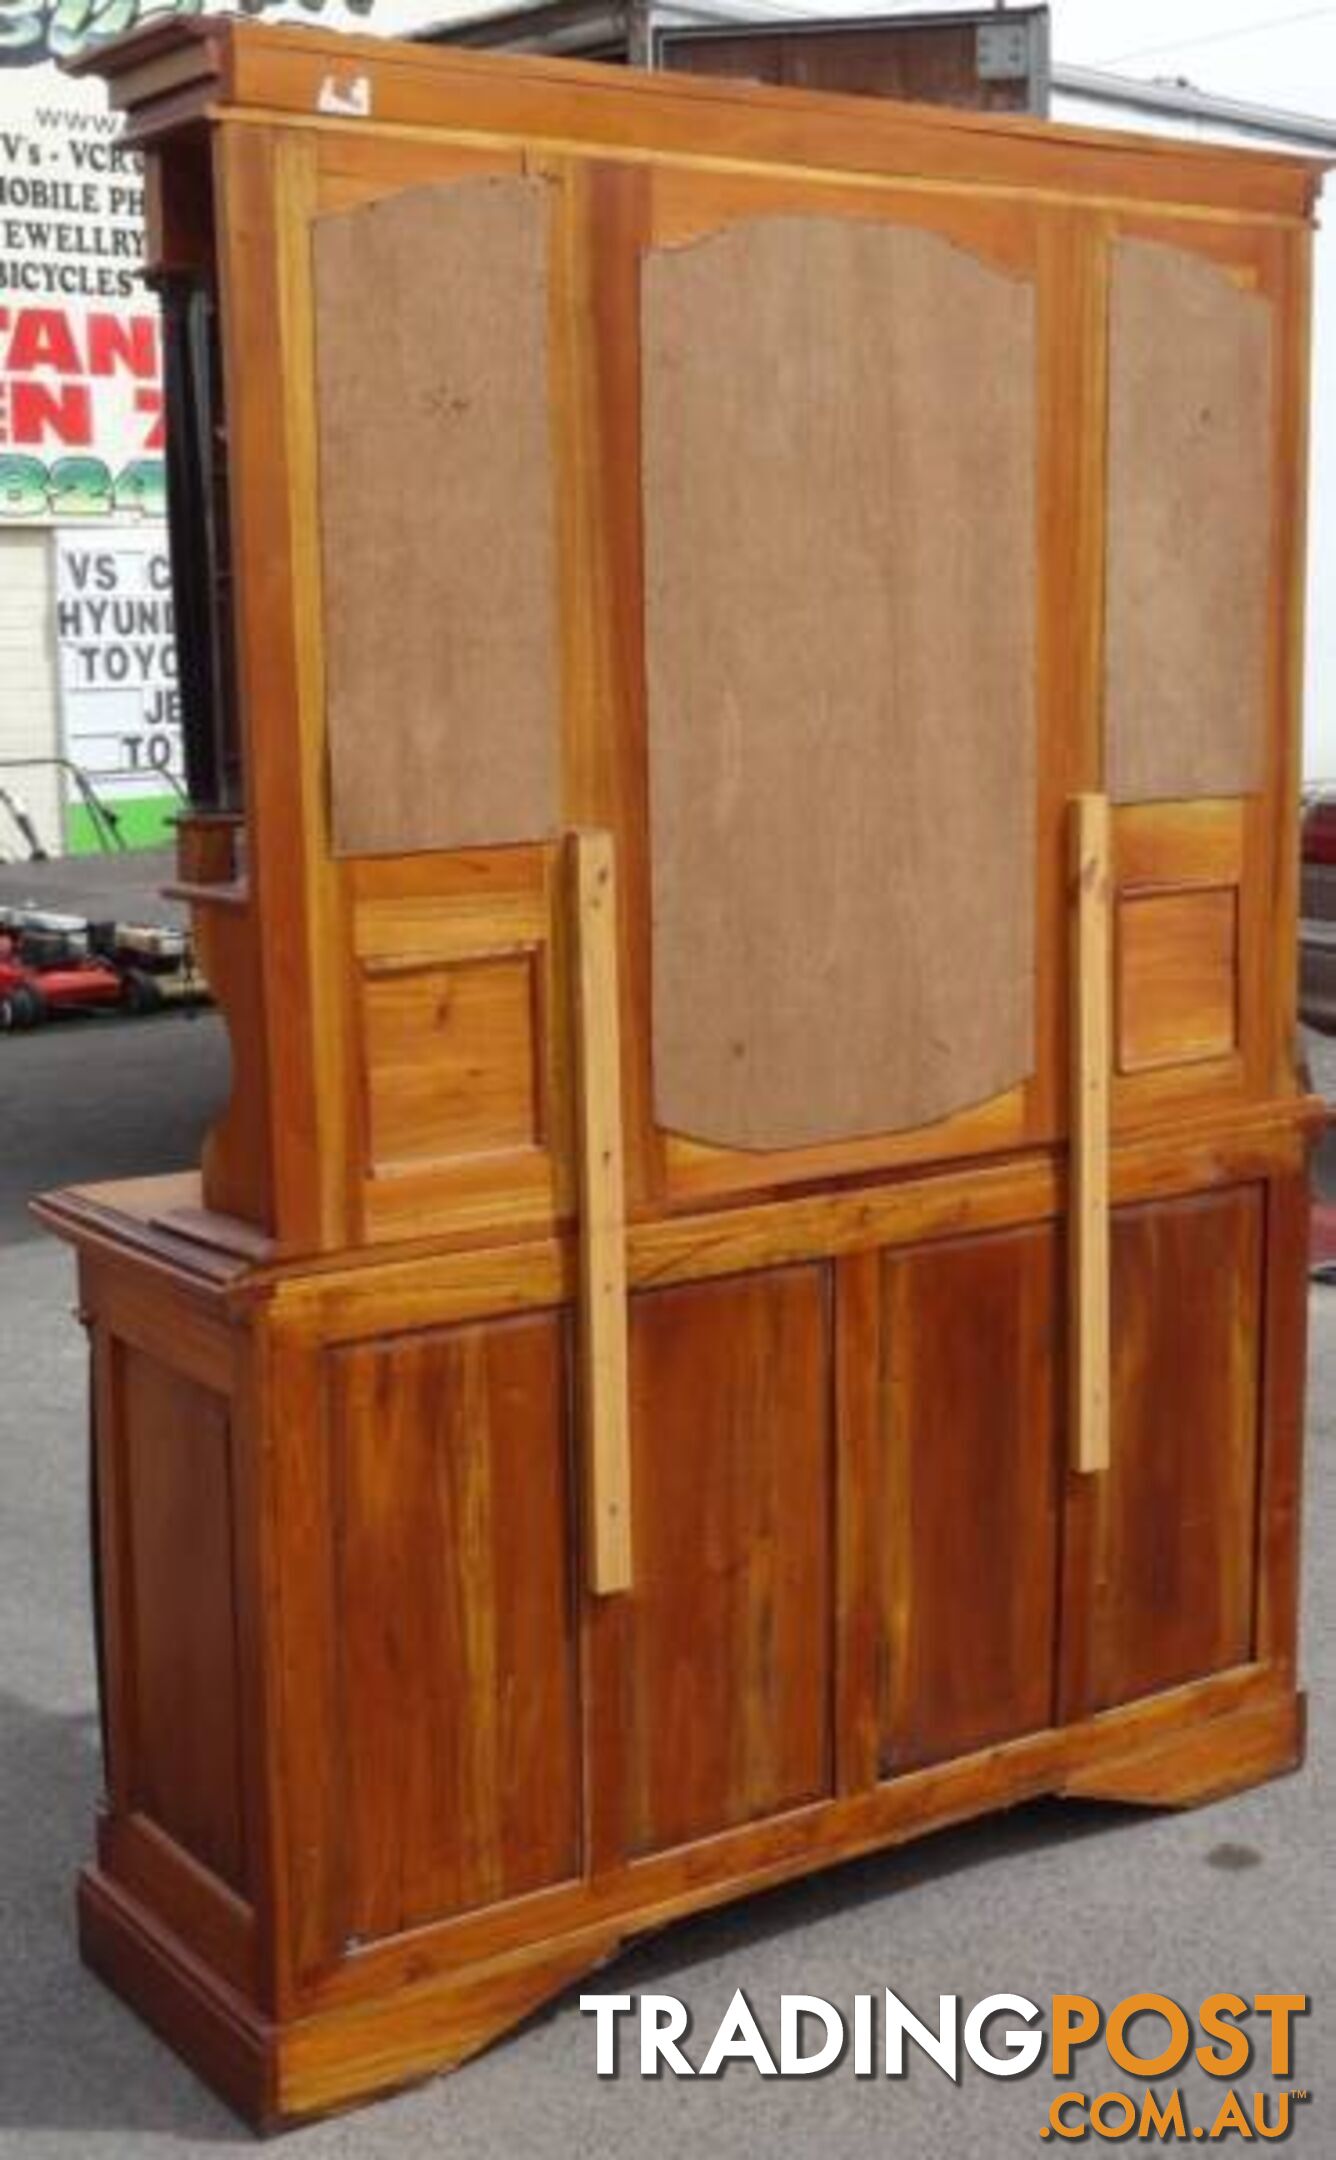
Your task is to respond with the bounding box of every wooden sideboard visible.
[37,18,1326,2128]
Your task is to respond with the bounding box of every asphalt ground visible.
[0,846,184,933]
[0,992,1331,2156]
[0,849,227,1235]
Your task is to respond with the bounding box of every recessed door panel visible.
[330,1313,581,1938]
[615,1266,833,1854]
[876,1227,1062,1773]
[1061,1186,1264,1719]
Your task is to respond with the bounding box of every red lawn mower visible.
[0,909,208,1030]
[0,910,123,1031]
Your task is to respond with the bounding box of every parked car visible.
[1300,784,1336,1035]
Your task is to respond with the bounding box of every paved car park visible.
[0,1005,1332,2158]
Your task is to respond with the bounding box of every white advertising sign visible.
[55,525,182,814]
[0,0,448,522]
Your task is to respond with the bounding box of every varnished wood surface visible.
[79,20,1323,223]
[78,1665,1305,2127]
[1060,1186,1265,1721]
[187,892,274,1230]
[1061,1690,1305,1811]
[268,170,1303,1231]
[213,124,354,1255]
[1256,1173,1310,1676]
[56,1127,1312,2129]
[878,1227,1061,1771]
[330,1314,581,1937]
[61,34,1316,1250]
[359,954,541,1171]
[348,846,573,1246]
[46,22,1323,2130]
[34,1090,1322,1320]
[1116,886,1238,1073]
[119,1352,247,1896]
[617,1267,832,1852]
[59,1139,1313,2059]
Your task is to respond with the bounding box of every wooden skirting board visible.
[78,1669,1304,2128]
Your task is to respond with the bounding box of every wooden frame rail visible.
[1069,792,1112,1474]
[568,828,634,1592]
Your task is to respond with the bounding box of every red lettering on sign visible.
[5,309,82,377]
[134,385,165,451]
[9,381,92,447]
[87,313,160,382]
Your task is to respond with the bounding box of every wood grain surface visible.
[643,213,1037,1148]
[877,1227,1062,1771]
[568,830,633,1596]
[1060,1185,1264,1719]
[1069,793,1112,1476]
[358,953,541,1172]
[1116,885,1238,1072]
[663,19,1034,112]
[49,22,1320,2130]
[120,1349,247,1896]
[329,1314,581,1937]
[617,1266,833,1852]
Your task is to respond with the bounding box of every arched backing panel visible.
[1105,238,1274,804]
[314,176,560,857]
[642,216,1037,1153]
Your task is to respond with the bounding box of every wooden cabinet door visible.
[327,1313,582,1942]
[597,1266,834,1858]
[871,1227,1063,1773]
[1060,1186,1264,1720]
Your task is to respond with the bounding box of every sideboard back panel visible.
[315,175,561,856]
[643,213,1037,1149]
[1105,237,1274,804]
[50,21,1321,2125]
